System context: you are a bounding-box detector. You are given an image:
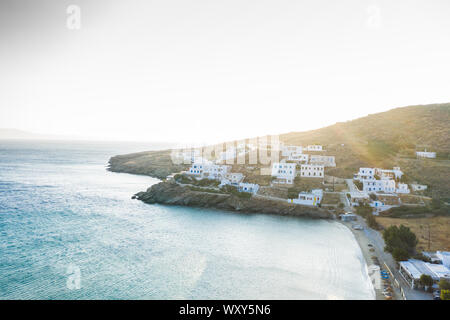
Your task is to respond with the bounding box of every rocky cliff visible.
[134,181,333,219]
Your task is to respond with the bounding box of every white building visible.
[187,163,229,180]
[349,191,370,207]
[377,167,403,180]
[203,164,230,180]
[287,153,309,163]
[288,189,323,206]
[300,164,324,178]
[238,182,260,194]
[281,145,303,157]
[363,179,396,193]
[354,167,403,181]
[416,151,436,159]
[411,184,428,192]
[221,172,244,186]
[369,200,397,214]
[309,155,336,167]
[437,251,450,269]
[396,183,410,194]
[399,259,450,289]
[354,168,375,180]
[306,145,323,151]
[271,162,296,184]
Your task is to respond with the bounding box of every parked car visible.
[433,291,441,300]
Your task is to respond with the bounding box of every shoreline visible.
[134,181,334,220]
[337,219,401,300]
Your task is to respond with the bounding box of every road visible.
[339,181,431,300]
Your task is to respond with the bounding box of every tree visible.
[366,214,379,230]
[392,247,410,261]
[383,225,418,261]
[419,274,433,290]
[441,290,450,300]
[439,279,450,290]
[356,204,372,218]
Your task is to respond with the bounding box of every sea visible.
[0,140,375,299]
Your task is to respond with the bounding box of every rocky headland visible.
[133,181,333,219]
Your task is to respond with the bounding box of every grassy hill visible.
[280,103,450,200]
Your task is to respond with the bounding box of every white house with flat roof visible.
[354,167,403,181]
[309,155,336,167]
[411,184,428,192]
[396,183,410,194]
[288,189,323,206]
[238,182,260,194]
[306,145,323,151]
[271,162,296,184]
[362,179,396,193]
[399,259,450,289]
[416,151,436,159]
[203,164,230,180]
[300,164,324,178]
[354,168,375,180]
[281,145,303,157]
[221,172,244,186]
[187,163,229,179]
[288,153,309,163]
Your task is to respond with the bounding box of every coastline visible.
[338,218,402,300]
[133,181,334,220]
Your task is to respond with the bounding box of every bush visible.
[221,185,252,199]
[392,247,410,261]
[441,290,450,300]
[354,180,363,191]
[383,225,418,261]
[386,204,449,218]
[419,274,434,288]
[366,214,380,230]
[356,204,372,218]
[439,279,450,291]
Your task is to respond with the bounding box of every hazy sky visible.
[1,0,450,144]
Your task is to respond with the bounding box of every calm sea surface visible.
[0,140,374,299]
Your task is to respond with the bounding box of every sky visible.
[1,0,450,144]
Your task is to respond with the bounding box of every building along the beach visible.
[288,189,323,206]
[399,259,450,289]
[340,213,358,222]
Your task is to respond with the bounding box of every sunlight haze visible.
[1,0,450,144]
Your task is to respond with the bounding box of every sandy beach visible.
[338,217,400,300]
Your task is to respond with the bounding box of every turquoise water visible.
[0,140,374,299]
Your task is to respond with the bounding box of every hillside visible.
[109,103,450,200]
[280,103,450,199]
